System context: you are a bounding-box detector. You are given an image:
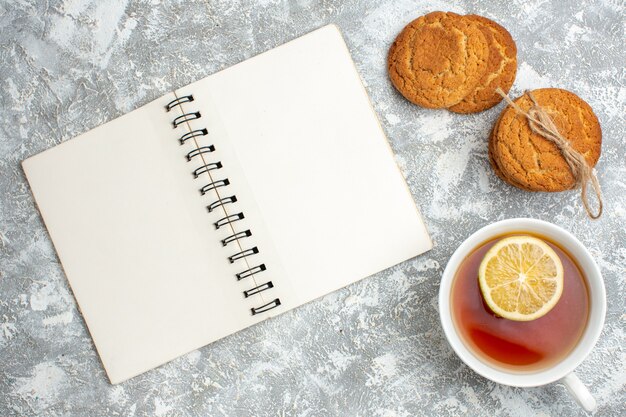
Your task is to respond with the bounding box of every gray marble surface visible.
[1,0,624,416]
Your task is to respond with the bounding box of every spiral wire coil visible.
[166,95,281,315]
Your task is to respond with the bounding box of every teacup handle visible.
[561,373,596,412]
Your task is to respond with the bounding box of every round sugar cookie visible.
[388,11,490,108]
[491,88,602,192]
[488,118,530,190]
[449,15,517,114]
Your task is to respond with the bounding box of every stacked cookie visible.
[388,11,517,113]
[489,88,602,192]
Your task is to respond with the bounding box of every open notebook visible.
[23,25,431,384]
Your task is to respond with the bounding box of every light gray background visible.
[1,0,624,416]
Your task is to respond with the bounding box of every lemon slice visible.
[478,236,564,321]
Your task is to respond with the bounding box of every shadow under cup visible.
[439,218,606,388]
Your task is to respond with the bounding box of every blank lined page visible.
[181,25,432,306]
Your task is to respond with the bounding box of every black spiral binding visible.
[222,230,251,246]
[172,112,201,128]
[180,129,208,145]
[194,162,222,178]
[251,299,281,315]
[165,95,194,112]
[200,179,229,195]
[187,145,215,161]
[236,264,266,280]
[166,95,280,316]
[215,213,245,229]
[207,195,237,213]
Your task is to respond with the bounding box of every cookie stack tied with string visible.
[490,88,603,218]
[388,11,517,113]
[388,11,603,218]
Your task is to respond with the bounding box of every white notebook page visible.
[178,25,432,306]
[22,99,272,384]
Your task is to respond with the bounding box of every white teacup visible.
[438,218,606,412]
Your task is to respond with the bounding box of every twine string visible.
[495,88,603,219]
